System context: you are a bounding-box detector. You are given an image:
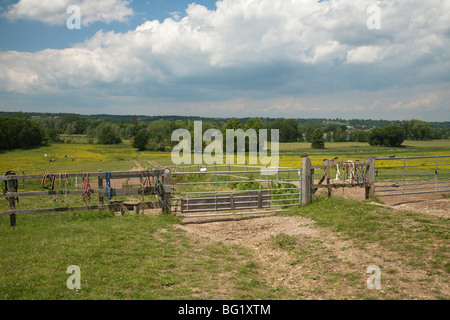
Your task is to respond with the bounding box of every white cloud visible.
[0,0,449,119]
[346,46,385,64]
[3,0,133,26]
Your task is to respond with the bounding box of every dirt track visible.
[176,189,449,299]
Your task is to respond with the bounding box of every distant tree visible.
[146,120,177,151]
[133,129,149,151]
[244,117,262,132]
[349,130,370,142]
[302,125,319,142]
[98,126,122,145]
[311,128,325,149]
[297,126,304,142]
[0,117,44,150]
[224,118,243,130]
[368,128,384,147]
[369,125,405,147]
[46,129,61,143]
[383,125,405,147]
[404,119,433,140]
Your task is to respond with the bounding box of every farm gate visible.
[169,164,303,219]
[374,156,450,197]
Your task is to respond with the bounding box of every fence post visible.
[162,168,171,214]
[9,199,16,227]
[365,156,375,199]
[302,157,312,205]
[98,170,104,206]
[324,161,332,198]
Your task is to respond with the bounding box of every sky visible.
[0,0,449,121]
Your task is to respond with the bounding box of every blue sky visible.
[0,0,449,121]
[0,1,218,51]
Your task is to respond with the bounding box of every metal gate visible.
[170,164,302,218]
[374,155,450,197]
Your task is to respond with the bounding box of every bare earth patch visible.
[177,209,449,299]
[323,182,449,218]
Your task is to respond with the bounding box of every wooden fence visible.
[301,156,375,205]
[0,169,172,226]
[1,156,380,226]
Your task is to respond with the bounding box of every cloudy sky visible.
[0,0,449,121]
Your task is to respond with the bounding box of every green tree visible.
[98,126,122,145]
[146,120,177,151]
[311,128,325,149]
[349,130,369,142]
[0,117,44,150]
[369,125,405,147]
[224,118,243,130]
[46,129,61,143]
[133,129,149,151]
[244,117,262,132]
[405,119,432,140]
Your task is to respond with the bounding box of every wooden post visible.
[302,157,312,205]
[98,170,104,206]
[323,161,331,198]
[9,198,16,227]
[162,168,171,214]
[64,174,68,207]
[7,178,16,226]
[365,156,375,199]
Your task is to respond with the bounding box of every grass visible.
[286,197,449,276]
[0,143,141,174]
[0,211,282,300]
[140,139,450,168]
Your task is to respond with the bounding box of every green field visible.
[0,143,142,174]
[1,139,448,174]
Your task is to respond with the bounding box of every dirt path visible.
[177,210,448,299]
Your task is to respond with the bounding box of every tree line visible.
[0,112,449,151]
